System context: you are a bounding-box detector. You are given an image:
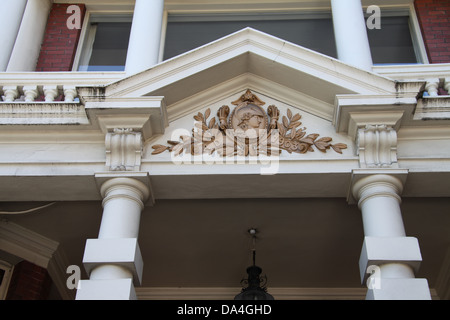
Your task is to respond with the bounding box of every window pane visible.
[164,14,337,60]
[79,22,131,71]
[368,16,417,64]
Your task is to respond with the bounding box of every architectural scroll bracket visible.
[348,112,404,169]
[357,125,398,169]
[105,128,143,172]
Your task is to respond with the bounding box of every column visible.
[330,0,373,71]
[125,0,165,76]
[352,173,432,300]
[76,176,150,300]
[6,0,52,72]
[0,0,27,71]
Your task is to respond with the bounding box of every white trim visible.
[0,260,14,300]
[373,63,450,80]
[0,220,75,300]
[158,10,169,63]
[407,3,429,64]
[76,18,97,72]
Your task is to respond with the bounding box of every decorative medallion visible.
[151,90,347,157]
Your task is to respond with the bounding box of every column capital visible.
[95,172,154,207]
[348,169,408,205]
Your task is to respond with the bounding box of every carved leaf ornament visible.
[152,90,347,157]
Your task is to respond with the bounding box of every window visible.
[74,6,426,71]
[77,15,132,71]
[366,10,423,64]
[163,12,337,60]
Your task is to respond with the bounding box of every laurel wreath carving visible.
[151,91,347,157]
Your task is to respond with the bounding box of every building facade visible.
[0,0,449,300]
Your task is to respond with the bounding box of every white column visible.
[125,0,164,76]
[76,177,150,300]
[0,0,27,71]
[353,174,406,238]
[352,174,431,300]
[6,0,52,72]
[330,0,373,71]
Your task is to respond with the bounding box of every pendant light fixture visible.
[234,228,274,300]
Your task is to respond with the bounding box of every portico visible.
[0,0,449,301]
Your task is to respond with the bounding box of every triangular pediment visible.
[75,27,425,149]
[105,27,398,111]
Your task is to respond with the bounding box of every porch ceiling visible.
[2,195,450,298]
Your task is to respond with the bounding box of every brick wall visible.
[415,0,450,64]
[36,3,86,71]
[6,260,52,300]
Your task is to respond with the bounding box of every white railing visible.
[424,78,450,97]
[0,72,124,102]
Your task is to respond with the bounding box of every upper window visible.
[366,10,422,64]
[77,15,132,71]
[163,12,337,60]
[74,7,426,71]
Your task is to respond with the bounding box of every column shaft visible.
[76,177,149,300]
[125,0,164,75]
[7,0,52,71]
[0,0,27,71]
[331,0,373,71]
[352,173,431,300]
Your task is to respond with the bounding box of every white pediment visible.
[105,28,398,107]
[73,27,427,144]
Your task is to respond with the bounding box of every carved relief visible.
[106,128,143,171]
[357,125,398,168]
[152,90,347,157]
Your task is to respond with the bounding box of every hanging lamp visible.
[234,228,274,300]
